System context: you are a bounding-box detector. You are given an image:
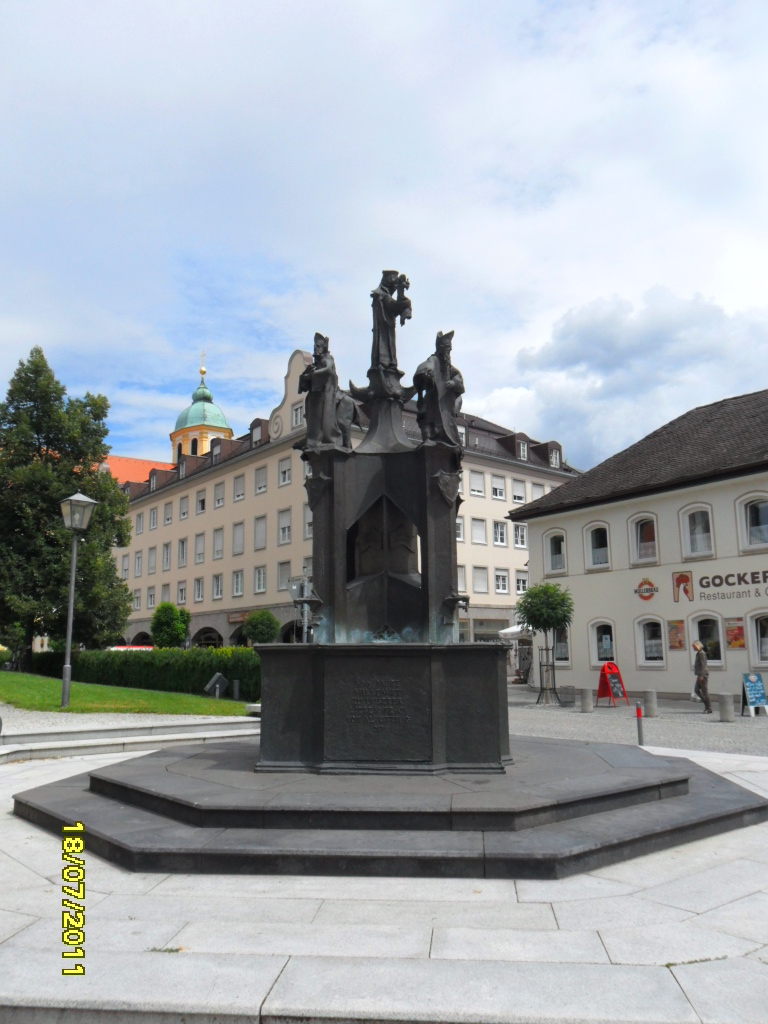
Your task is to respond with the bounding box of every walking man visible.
[692,640,712,714]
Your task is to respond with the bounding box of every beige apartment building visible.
[114,351,577,646]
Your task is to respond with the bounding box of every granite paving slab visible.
[672,956,768,1023]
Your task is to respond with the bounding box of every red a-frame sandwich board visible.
[596,661,630,706]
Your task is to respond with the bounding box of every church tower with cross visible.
[169,352,233,463]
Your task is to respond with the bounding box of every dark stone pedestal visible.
[256,643,511,773]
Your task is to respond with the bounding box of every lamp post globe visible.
[59,492,98,708]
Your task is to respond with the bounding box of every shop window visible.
[554,626,570,663]
[630,515,658,564]
[680,504,713,558]
[693,615,723,663]
[585,524,610,569]
[636,617,664,666]
[590,621,615,664]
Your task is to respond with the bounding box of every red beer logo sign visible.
[634,578,658,601]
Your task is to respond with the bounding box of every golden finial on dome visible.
[199,348,207,380]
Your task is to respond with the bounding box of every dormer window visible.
[457,425,466,445]
[149,473,156,492]
[549,449,560,468]
[518,441,528,460]
[179,461,186,479]
[211,444,221,465]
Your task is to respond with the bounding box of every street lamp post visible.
[59,492,98,708]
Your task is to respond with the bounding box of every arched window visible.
[176,442,182,462]
[635,617,665,667]
[736,493,768,551]
[629,514,658,564]
[584,523,611,570]
[544,530,567,575]
[746,611,768,666]
[589,620,616,665]
[191,438,199,456]
[691,615,723,664]
[679,503,714,558]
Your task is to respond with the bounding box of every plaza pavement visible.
[1,692,767,1023]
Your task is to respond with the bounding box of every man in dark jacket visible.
[693,640,712,714]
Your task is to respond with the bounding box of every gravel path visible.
[0,701,243,735]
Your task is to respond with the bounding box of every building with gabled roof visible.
[509,388,768,698]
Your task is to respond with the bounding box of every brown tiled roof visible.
[101,455,174,484]
[508,388,768,521]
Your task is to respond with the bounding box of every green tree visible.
[0,347,132,668]
[150,602,188,648]
[242,609,281,645]
[515,582,574,650]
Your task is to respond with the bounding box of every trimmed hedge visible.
[32,648,260,701]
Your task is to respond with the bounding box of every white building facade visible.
[510,389,768,698]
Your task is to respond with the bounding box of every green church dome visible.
[174,372,231,431]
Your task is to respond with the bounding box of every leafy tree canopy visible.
[150,603,189,648]
[242,609,281,645]
[0,347,132,665]
[515,582,574,639]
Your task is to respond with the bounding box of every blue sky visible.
[2,1,768,470]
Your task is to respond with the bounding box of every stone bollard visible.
[718,693,735,723]
[643,690,659,718]
[580,688,594,713]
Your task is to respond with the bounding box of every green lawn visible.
[0,673,247,716]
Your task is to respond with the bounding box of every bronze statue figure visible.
[413,330,465,447]
[370,270,412,371]
[299,333,343,449]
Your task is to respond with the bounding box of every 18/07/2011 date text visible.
[61,822,85,975]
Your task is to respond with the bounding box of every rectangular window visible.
[232,521,244,556]
[177,581,186,605]
[194,578,204,602]
[277,561,291,590]
[514,524,528,548]
[164,501,173,525]
[211,443,221,465]
[688,510,713,555]
[179,496,189,520]
[550,449,561,468]
[212,574,223,600]
[493,521,508,546]
[149,474,156,492]
[469,471,485,496]
[178,537,188,568]
[494,570,509,595]
[549,533,565,572]
[133,589,141,610]
[512,479,526,503]
[458,473,464,495]
[196,490,206,514]
[149,507,158,530]
[214,482,225,508]
[491,475,506,500]
[279,457,291,486]
[179,462,186,479]
[233,474,245,502]
[519,441,528,460]
[134,551,143,577]
[304,503,313,540]
[291,403,304,427]
[457,565,466,592]
[161,583,170,603]
[278,508,292,545]
[255,466,267,494]
[195,533,205,563]
[135,512,144,534]
[472,567,489,593]
[456,516,465,542]
[162,542,171,571]
[121,554,129,580]
[254,566,266,593]
[147,586,156,610]
[147,547,157,575]
[471,518,487,544]
[457,425,466,446]
[232,569,244,597]
[303,556,313,576]
[515,571,528,595]
[212,527,224,560]
[254,515,267,550]
[531,483,545,500]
